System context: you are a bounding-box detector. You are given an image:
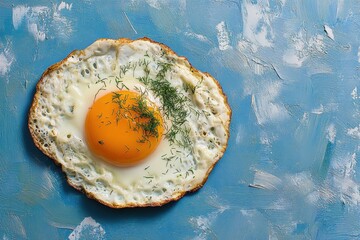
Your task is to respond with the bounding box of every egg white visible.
[29,38,231,207]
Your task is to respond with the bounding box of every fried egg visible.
[28,38,231,208]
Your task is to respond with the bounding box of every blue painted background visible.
[1,0,360,239]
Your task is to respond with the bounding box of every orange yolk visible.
[85,90,164,167]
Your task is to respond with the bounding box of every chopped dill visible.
[137,60,192,148]
[156,61,172,79]
[119,62,132,77]
[132,62,138,77]
[183,78,203,94]
[185,169,194,178]
[91,54,194,151]
[93,86,106,103]
[143,175,154,179]
[115,77,129,90]
[131,94,160,139]
[95,78,107,87]
[112,92,128,124]
[111,91,160,143]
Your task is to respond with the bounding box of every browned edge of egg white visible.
[28,37,232,208]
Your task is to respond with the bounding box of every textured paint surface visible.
[1,0,360,239]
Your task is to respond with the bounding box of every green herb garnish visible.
[138,61,191,147]
[111,91,160,143]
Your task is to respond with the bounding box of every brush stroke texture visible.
[1,0,360,239]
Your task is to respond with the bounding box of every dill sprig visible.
[112,92,129,124]
[92,52,193,150]
[114,76,129,90]
[119,62,132,77]
[111,91,160,143]
[138,60,191,148]
[156,62,172,79]
[138,59,151,85]
[131,93,160,139]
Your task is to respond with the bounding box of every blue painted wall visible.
[1,0,360,239]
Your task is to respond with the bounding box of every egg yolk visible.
[85,90,164,167]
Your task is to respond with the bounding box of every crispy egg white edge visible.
[28,38,231,208]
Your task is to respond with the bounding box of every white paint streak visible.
[216,21,232,51]
[332,153,360,205]
[189,191,229,240]
[283,30,325,68]
[312,104,324,115]
[31,6,49,14]
[253,61,265,75]
[185,32,210,43]
[308,35,326,52]
[206,191,230,212]
[351,87,358,100]
[240,209,256,216]
[12,5,29,29]
[324,25,335,40]
[282,49,304,68]
[314,103,338,114]
[42,170,55,192]
[250,170,282,190]
[189,206,228,240]
[272,154,360,207]
[280,0,287,5]
[268,198,290,210]
[28,23,46,41]
[284,171,336,205]
[0,49,15,76]
[53,3,73,40]
[347,125,360,139]
[301,112,309,124]
[241,0,273,48]
[326,124,336,144]
[268,227,280,240]
[145,0,162,9]
[260,136,271,145]
[306,63,333,75]
[237,39,258,53]
[0,40,15,76]
[307,187,335,205]
[283,31,307,67]
[12,5,49,42]
[344,153,357,178]
[190,215,213,240]
[288,172,315,195]
[179,0,186,14]
[123,12,138,34]
[81,0,94,4]
[48,221,75,230]
[68,217,105,240]
[260,131,274,145]
[251,81,288,125]
[12,4,73,42]
[336,0,345,19]
[10,215,27,239]
[235,126,244,144]
[337,177,360,205]
[58,2,73,11]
